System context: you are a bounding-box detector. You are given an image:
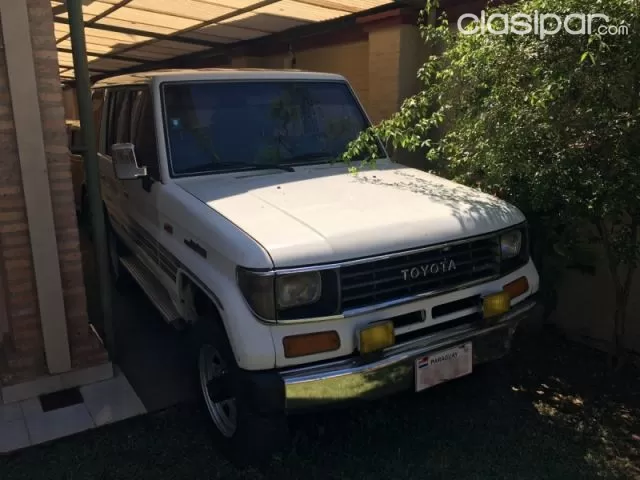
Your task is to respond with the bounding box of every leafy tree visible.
[344,0,640,363]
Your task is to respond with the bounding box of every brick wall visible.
[0,12,44,381]
[0,0,107,385]
[294,41,370,111]
[62,87,79,120]
[367,27,401,125]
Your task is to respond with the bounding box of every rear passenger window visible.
[115,90,136,144]
[102,92,114,155]
[104,90,123,155]
[92,89,105,152]
[104,89,137,155]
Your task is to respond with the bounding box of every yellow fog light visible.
[358,321,395,355]
[483,291,511,319]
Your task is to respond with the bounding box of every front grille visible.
[432,294,481,319]
[340,236,501,311]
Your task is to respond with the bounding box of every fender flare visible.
[176,268,225,317]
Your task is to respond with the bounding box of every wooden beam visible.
[53,16,225,48]
[51,3,67,15]
[295,0,358,13]
[56,0,135,45]
[57,47,143,64]
[101,0,280,58]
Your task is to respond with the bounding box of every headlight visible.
[499,226,529,274]
[276,272,322,309]
[237,268,340,322]
[500,230,522,259]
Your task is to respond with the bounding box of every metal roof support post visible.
[66,0,116,361]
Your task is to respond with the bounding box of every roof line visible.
[87,2,404,84]
[56,0,135,45]
[92,68,349,88]
[294,0,358,13]
[94,0,281,60]
[58,64,113,73]
[57,47,144,64]
[82,3,275,36]
[53,16,225,48]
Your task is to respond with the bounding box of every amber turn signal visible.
[482,291,511,319]
[503,276,529,300]
[283,331,340,358]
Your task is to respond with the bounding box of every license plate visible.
[415,343,473,392]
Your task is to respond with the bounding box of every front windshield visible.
[162,80,376,176]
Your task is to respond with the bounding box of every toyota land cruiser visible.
[93,68,540,462]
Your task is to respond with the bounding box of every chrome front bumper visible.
[281,297,539,410]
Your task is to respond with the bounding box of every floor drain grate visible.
[39,387,84,412]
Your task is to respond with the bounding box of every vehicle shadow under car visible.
[80,227,198,412]
[77,225,639,479]
[5,329,637,480]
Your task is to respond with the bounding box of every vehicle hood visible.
[175,160,525,268]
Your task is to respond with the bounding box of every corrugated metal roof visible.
[53,0,398,81]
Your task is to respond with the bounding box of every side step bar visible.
[120,256,185,330]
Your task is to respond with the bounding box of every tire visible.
[106,221,133,291]
[191,317,289,466]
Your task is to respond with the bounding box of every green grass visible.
[3,330,639,480]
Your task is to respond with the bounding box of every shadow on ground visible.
[11,224,637,479]
[80,229,197,411]
[2,328,639,480]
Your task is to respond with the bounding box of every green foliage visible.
[344,0,640,355]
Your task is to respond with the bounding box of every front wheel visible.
[198,343,238,438]
[192,319,288,465]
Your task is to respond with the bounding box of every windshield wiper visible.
[283,152,337,165]
[178,161,295,175]
[229,162,295,172]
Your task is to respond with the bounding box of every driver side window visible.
[131,88,160,180]
[102,89,128,156]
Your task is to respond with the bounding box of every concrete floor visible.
[0,370,145,453]
[0,227,198,454]
[81,229,198,412]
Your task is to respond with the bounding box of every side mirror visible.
[111,143,147,180]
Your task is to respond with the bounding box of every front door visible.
[119,88,162,275]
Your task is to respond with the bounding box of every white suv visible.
[93,68,540,462]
